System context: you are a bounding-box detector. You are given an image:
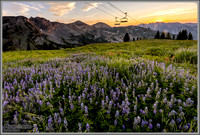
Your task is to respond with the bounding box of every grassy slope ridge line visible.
[3,39,197,73]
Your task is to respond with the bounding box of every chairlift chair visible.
[115,17,120,25]
[120,12,128,23]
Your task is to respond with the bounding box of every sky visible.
[2,1,198,26]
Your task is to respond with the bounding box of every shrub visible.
[174,48,197,64]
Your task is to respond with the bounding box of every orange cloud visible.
[82,3,100,11]
[48,2,76,17]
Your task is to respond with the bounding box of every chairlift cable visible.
[84,2,116,18]
[99,2,124,18]
[107,2,125,14]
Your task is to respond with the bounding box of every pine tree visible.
[188,32,193,40]
[172,34,175,40]
[182,29,188,40]
[154,31,160,39]
[166,32,171,39]
[160,31,166,39]
[123,33,130,42]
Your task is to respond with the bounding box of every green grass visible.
[3,39,197,73]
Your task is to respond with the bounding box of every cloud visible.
[2,2,40,16]
[29,2,45,9]
[37,14,44,17]
[139,7,196,18]
[82,2,100,11]
[86,13,98,18]
[48,2,76,17]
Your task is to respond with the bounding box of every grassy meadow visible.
[2,39,198,132]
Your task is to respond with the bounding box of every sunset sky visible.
[2,1,198,26]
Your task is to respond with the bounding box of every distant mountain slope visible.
[138,22,197,40]
[3,16,157,51]
[92,22,112,29]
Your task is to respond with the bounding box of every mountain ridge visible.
[3,16,197,51]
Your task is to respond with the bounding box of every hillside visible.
[2,39,197,132]
[3,39,197,73]
[3,16,157,51]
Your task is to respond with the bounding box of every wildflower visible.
[13,114,18,125]
[115,111,119,118]
[33,124,39,133]
[85,106,88,114]
[169,119,175,127]
[86,123,90,132]
[183,125,189,131]
[148,123,153,129]
[176,118,181,124]
[64,118,68,131]
[70,104,74,110]
[153,109,156,115]
[114,120,117,126]
[122,124,125,130]
[58,117,62,124]
[81,103,84,110]
[156,123,160,129]
[78,123,82,132]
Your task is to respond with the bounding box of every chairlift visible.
[115,17,120,25]
[120,12,128,23]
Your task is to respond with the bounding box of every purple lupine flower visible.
[70,104,74,110]
[114,120,117,126]
[33,124,39,133]
[153,109,157,115]
[78,96,81,104]
[176,118,181,124]
[13,114,18,125]
[64,118,68,126]
[102,100,105,110]
[64,118,68,131]
[86,123,90,132]
[141,119,145,127]
[78,123,82,132]
[169,119,175,127]
[115,110,119,118]
[183,125,189,131]
[58,117,62,124]
[140,109,144,114]
[141,63,145,66]
[81,103,84,110]
[3,100,9,108]
[148,123,153,129]
[48,117,52,125]
[84,106,88,114]
[187,122,191,128]
[39,100,43,106]
[107,110,110,114]
[54,113,58,122]
[156,123,160,129]
[122,124,125,130]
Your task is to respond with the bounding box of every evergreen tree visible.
[160,31,166,39]
[154,31,160,39]
[172,34,175,40]
[123,33,130,42]
[177,29,188,40]
[166,32,171,39]
[188,32,193,40]
[182,29,188,40]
